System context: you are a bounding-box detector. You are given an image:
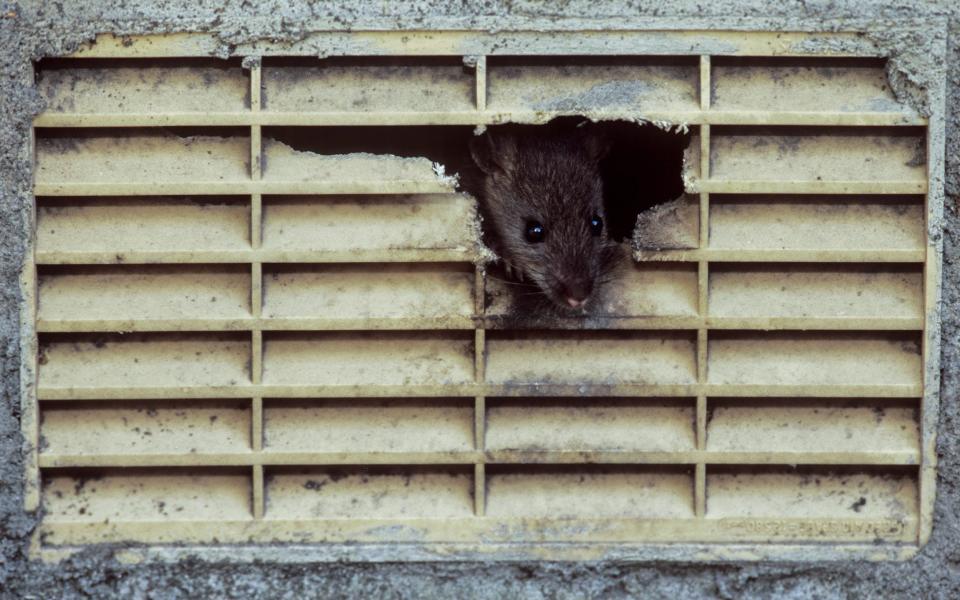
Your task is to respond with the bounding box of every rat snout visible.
[561,277,594,308]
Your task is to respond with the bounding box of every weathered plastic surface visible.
[486,56,700,115]
[263,57,476,114]
[485,467,694,518]
[28,32,938,560]
[485,399,696,453]
[38,58,249,115]
[264,399,475,454]
[710,57,913,115]
[266,468,475,520]
[708,196,925,253]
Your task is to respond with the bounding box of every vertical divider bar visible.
[474,267,487,516]
[695,293,708,518]
[474,463,486,518]
[695,463,706,518]
[251,127,262,182]
[693,329,707,517]
[22,124,41,512]
[251,267,263,321]
[474,55,487,112]
[249,57,263,181]
[252,464,265,520]
[699,126,711,192]
[251,193,263,249]
[919,29,948,546]
[695,201,710,518]
[699,55,712,198]
[248,57,266,521]
[699,55,711,112]
[695,57,712,519]
[698,192,710,251]
[26,119,47,555]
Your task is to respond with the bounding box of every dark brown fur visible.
[469,126,623,312]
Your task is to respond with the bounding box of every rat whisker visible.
[484,275,539,288]
[485,278,532,287]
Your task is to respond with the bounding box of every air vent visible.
[25,30,942,562]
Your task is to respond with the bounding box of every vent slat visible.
[707,400,920,455]
[36,198,250,257]
[35,516,918,546]
[264,399,475,454]
[35,316,924,334]
[35,181,457,196]
[700,181,926,194]
[485,332,697,387]
[38,452,482,468]
[35,135,457,195]
[709,267,923,321]
[485,399,696,454]
[709,196,924,253]
[36,249,927,266]
[635,248,924,263]
[710,131,926,185]
[486,467,694,519]
[38,334,251,391]
[262,332,475,387]
[264,57,475,114]
[34,110,926,128]
[262,264,475,324]
[42,470,251,523]
[38,265,252,323]
[708,333,922,388]
[711,57,913,116]
[37,60,248,115]
[37,450,920,470]
[707,468,918,521]
[262,194,477,255]
[40,400,251,457]
[36,135,250,186]
[36,382,923,402]
[266,468,474,520]
[486,56,698,114]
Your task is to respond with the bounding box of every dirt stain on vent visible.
[26,37,938,561]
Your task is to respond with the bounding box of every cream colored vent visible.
[25,31,943,562]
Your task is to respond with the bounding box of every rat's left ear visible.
[578,128,611,165]
[470,131,519,176]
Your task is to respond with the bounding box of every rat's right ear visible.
[578,127,612,165]
[470,132,518,176]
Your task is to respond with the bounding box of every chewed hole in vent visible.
[27,35,936,560]
[265,118,690,245]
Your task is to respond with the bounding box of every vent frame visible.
[22,28,946,563]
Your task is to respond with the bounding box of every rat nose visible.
[562,279,593,308]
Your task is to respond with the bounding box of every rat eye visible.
[525,220,545,243]
[590,214,603,236]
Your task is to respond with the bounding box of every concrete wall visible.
[2,2,958,597]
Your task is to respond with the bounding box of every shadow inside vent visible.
[266,117,690,243]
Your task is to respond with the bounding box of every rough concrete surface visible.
[2,1,959,598]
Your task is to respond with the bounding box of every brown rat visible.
[469,125,623,312]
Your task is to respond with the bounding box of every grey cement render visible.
[1,1,958,598]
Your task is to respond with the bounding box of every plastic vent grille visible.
[25,31,942,561]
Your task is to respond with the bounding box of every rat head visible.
[470,127,621,311]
